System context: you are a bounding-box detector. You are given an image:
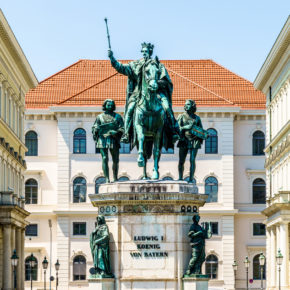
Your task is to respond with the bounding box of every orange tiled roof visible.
[25,60,265,110]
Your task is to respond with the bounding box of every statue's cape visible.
[125,58,174,150]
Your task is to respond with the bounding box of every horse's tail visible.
[144,138,153,160]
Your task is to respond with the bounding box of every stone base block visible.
[88,278,115,290]
[182,276,209,290]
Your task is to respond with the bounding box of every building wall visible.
[24,108,266,290]
[254,16,290,290]
[0,9,37,290]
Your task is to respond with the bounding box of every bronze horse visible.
[134,59,166,180]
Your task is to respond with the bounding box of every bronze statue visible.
[108,44,178,179]
[185,214,212,276]
[177,100,208,183]
[90,215,113,277]
[92,99,124,183]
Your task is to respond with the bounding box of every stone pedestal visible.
[89,180,208,290]
[88,278,115,290]
[182,276,209,290]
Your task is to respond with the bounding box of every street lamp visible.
[29,253,36,290]
[55,260,60,290]
[232,260,238,287]
[259,252,265,290]
[11,249,19,290]
[42,256,48,290]
[244,256,250,290]
[276,249,283,290]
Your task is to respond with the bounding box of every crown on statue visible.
[141,42,154,53]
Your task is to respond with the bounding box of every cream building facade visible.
[0,9,38,290]
[254,16,290,290]
[24,59,266,289]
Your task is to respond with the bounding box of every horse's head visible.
[143,58,160,92]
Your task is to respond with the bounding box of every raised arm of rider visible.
[108,50,133,77]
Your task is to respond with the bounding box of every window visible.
[73,222,86,236]
[25,131,38,156]
[25,256,38,281]
[253,178,266,204]
[205,176,218,202]
[73,128,86,154]
[73,255,86,280]
[95,176,106,194]
[162,147,174,154]
[253,223,266,236]
[253,131,265,155]
[205,254,218,279]
[120,143,130,154]
[201,222,218,235]
[184,177,196,184]
[73,177,86,203]
[205,128,218,154]
[25,179,38,204]
[118,176,130,182]
[162,176,173,181]
[25,224,38,237]
[253,254,266,280]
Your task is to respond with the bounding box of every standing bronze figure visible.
[185,214,212,276]
[177,100,208,183]
[108,43,178,179]
[92,99,124,183]
[90,216,113,277]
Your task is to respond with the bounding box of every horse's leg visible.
[152,130,162,180]
[135,124,145,167]
[142,158,148,180]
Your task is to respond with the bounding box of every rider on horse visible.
[108,42,180,144]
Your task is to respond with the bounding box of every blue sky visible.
[1,1,289,82]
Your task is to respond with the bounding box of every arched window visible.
[118,176,130,182]
[73,255,86,280]
[162,176,173,181]
[205,254,218,279]
[205,176,218,202]
[25,255,38,281]
[184,176,196,184]
[25,131,38,156]
[253,178,266,204]
[205,128,218,154]
[25,179,38,204]
[253,131,265,155]
[95,176,106,194]
[253,254,266,280]
[73,128,86,154]
[73,177,86,203]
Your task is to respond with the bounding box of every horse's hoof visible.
[152,171,159,180]
[142,176,150,180]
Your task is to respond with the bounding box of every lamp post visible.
[259,252,265,290]
[42,256,48,290]
[276,249,283,290]
[29,253,36,290]
[244,256,250,290]
[55,260,60,290]
[11,249,19,290]
[232,260,238,287]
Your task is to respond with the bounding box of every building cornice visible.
[0,10,38,89]
[254,16,290,92]
[265,119,290,152]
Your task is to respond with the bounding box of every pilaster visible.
[57,120,70,207]
[279,222,289,287]
[221,215,235,289]
[3,224,12,290]
[57,217,70,289]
